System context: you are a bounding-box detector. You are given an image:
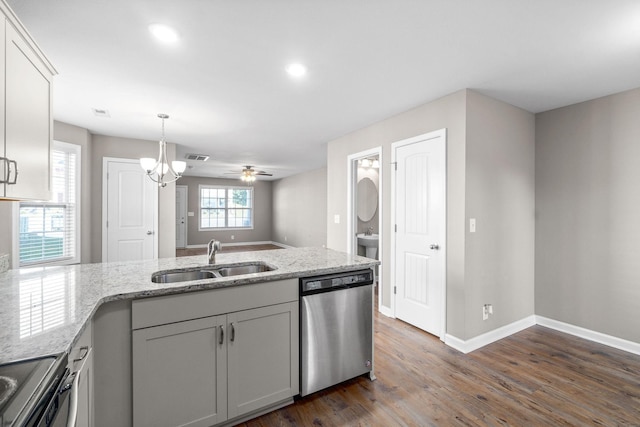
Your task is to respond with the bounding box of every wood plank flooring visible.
[175,244,282,257]
[240,311,640,426]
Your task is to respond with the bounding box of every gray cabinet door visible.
[227,302,299,419]
[3,19,52,200]
[132,315,227,427]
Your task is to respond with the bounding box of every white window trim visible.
[198,184,255,231]
[12,141,81,268]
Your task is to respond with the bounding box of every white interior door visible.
[104,158,157,262]
[393,130,446,337]
[176,185,187,248]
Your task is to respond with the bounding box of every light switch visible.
[334,214,340,224]
[187,212,194,217]
[470,218,476,233]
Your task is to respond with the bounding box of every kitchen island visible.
[0,247,378,427]
[0,247,378,364]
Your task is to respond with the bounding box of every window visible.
[17,141,80,266]
[200,185,253,229]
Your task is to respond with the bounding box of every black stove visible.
[0,355,67,427]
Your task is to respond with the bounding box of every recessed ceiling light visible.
[286,63,307,78]
[149,24,179,44]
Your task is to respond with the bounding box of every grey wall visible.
[465,90,535,339]
[91,134,176,261]
[178,175,273,246]
[272,167,327,247]
[535,87,640,343]
[327,89,469,337]
[326,89,535,341]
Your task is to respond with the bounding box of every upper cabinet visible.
[0,1,56,200]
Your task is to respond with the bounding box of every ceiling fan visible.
[226,165,273,183]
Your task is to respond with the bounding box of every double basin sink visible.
[152,262,274,284]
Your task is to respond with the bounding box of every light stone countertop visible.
[0,247,379,364]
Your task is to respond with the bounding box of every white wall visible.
[272,167,327,247]
[536,87,640,343]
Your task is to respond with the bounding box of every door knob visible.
[146,230,153,235]
[430,244,440,250]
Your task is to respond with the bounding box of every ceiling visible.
[7,0,640,180]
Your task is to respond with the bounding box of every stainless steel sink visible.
[151,262,275,283]
[214,263,272,277]
[151,270,217,283]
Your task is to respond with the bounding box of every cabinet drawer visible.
[132,279,298,330]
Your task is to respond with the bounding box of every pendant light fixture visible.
[140,114,186,187]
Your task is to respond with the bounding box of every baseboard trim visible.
[271,241,295,249]
[445,315,536,354]
[184,241,283,249]
[536,316,640,356]
[378,305,394,318]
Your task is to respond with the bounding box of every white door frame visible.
[176,185,188,248]
[347,146,383,312]
[390,129,447,339]
[102,157,159,262]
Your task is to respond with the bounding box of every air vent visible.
[92,108,110,117]
[185,154,210,161]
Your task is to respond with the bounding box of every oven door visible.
[35,369,74,427]
[45,345,91,427]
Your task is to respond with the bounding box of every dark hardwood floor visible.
[241,310,640,426]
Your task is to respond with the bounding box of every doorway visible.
[347,147,383,311]
[176,185,187,249]
[102,157,158,262]
[391,129,446,338]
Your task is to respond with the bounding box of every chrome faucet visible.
[207,239,222,264]
[365,227,374,236]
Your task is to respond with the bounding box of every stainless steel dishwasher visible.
[300,269,374,396]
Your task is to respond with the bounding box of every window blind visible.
[19,143,79,266]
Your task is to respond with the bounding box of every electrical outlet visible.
[231,235,235,240]
[470,218,476,233]
[482,304,493,320]
[284,236,287,241]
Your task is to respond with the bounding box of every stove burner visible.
[0,375,18,408]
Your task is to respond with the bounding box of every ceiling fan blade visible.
[255,172,272,176]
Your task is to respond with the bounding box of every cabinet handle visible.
[219,325,224,345]
[230,323,235,342]
[8,160,18,185]
[73,346,89,363]
[0,157,9,184]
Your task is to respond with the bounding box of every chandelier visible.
[140,114,186,187]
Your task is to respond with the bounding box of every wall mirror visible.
[357,177,378,222]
